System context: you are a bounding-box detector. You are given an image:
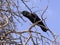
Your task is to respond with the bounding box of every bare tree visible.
[0,0,60,45]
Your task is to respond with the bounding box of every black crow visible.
[21,11,48,32]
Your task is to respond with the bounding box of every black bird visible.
[21,11,48,32]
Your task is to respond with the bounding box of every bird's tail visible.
[40,25,48,32]
[38,22,48,32]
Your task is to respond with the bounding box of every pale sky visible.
[46,0,60,35]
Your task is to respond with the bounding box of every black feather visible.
[21,11,48,32]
